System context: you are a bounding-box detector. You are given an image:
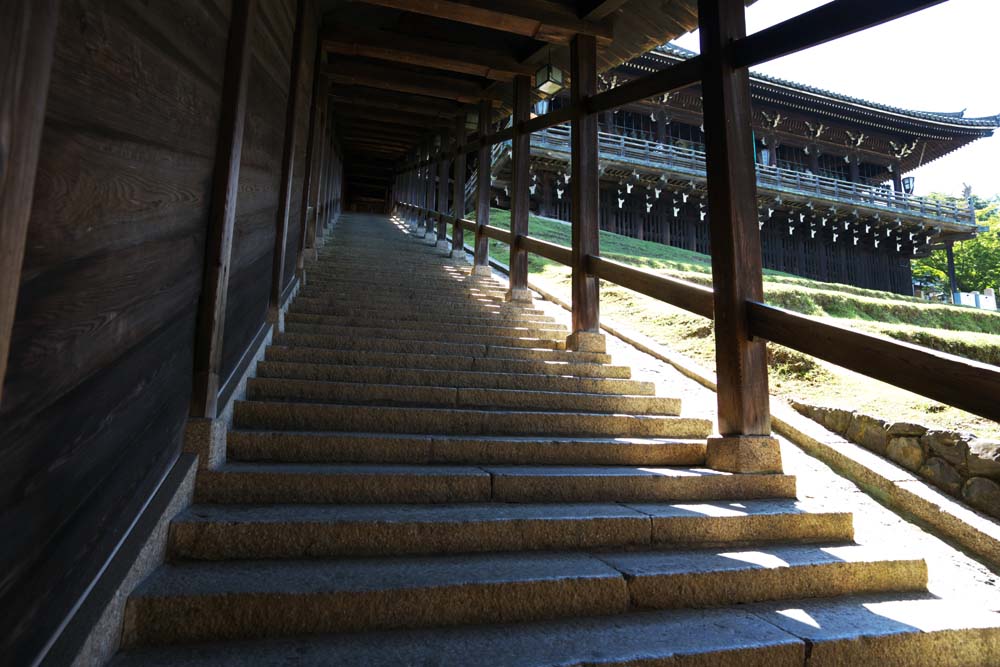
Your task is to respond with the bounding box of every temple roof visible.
[650,43,1000,132]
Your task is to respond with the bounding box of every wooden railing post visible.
[699,0,781,473]
[567,34,604,353]
[0,0,59,406]
[472,99,492,276]
[423,140,435,237]
[508,74,532,302]
[268,0,308,323]
[452,114,467,258]
[190,0,257,418]
[436,128,451,249]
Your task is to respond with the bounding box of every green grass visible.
[477,208,1000,437]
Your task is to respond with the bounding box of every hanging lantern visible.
[534,62,564,95]
[902,176,915,194]
[465,110,479,131]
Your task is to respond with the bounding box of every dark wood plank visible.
[508,74,531,296]
[699,0,771,436]
[521,234,572,266]
[473,100,492,272]
[268,0,308,321]
[190,0,258,419]
[570,34,600,334]
[355,0,613,44]
[0,0,60,405]
[748,301,1000,423]
[437,129,451,240]
[299,57,326,266]
[588,255,715,318]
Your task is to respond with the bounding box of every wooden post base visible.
[505,287,532,303]
[707,435,783,474]
[566,331,606,353]
[471,264,492,278]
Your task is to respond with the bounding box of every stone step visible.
[226,432,706,466]
[291,294,549,316]
[111,595,1000,667]
[255,361,653,395]
[233,402,713,438]
[264,346,631,378]
[303,276,511,296]
[120,545,923,646]
[272,333,611,363]
[169,499,854,560]
[282,322,566,350]
[298,286,511,305]
[284,312,568,337]
[290,301,559,326]
[193,463,791,504]
[246,378,680,415]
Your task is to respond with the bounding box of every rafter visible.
[322,28,535,81]
[328,86,463,118]
[355,0,613,44]
[324,59,498,104]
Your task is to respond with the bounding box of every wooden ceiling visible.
[319,0,712,199]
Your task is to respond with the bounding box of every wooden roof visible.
[318,0,740,198]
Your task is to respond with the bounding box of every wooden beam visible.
[324,59,497,103]
[699,0,779,472]
[268,0,308,321]
[328,87,461,117]
[472,99,492,275]
[190,0,257,418]
[322,27,535,81]
[732,0,945,69]
[333,106,453,128]
[569,34,600,341]
[0,0,59,405]
[507,74,531,301]
[356,0,613,44]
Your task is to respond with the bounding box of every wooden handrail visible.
[587,255,715,319]
[397,200,999,423]
[747,301,1000,423]
[520,235,572,266]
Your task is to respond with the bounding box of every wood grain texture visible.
[570,34,600,334]
[191,0,258,419]
[0,0,61,406]
[473,101,492,268]
[699,0,771,436]
[508,74,531,293]
[0,3,229,661]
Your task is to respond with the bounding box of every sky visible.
[672,0,1000,199]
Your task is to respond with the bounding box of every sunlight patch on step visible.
[718,551,791,569]
[775,608,822,629]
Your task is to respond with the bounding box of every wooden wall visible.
[0,0,323,662]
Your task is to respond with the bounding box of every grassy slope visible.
[480,209,1000,437]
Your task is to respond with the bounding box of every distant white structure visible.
[954,287,997,310]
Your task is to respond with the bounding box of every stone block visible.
[888,421,928,437]
[968,440,1000,480]
[920,430,972,469]
[566,331,606,354]
[845,413,890,454]
[918,457,963,496]
[886,437,926,473]
[706,435,783,474]
[820,407,855,436]
[962,477,1000,520]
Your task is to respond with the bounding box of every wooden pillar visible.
[436,129,450,248]
[190,0,257,418]
[424,141,435,236]
[567,34,603,353]
[268,0,308,322]
[472,100,492,276]
[699,0,781,473]
[655,109,668,144]
[0,0,59,405]
[892,166,903,193]
[314,105,328,226]
[508,74,532,302]
[452,115,467,257]
[848,156,860,183]
[946,240,959,303]
[298,47,325,271]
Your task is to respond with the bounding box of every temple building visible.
[486,43,999,294]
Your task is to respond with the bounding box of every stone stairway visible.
[112,213,1000,666]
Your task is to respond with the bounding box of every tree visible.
[913,195,1000,294]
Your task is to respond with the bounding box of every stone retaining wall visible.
[790,402,1000,520]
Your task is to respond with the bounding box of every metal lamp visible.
[534,62,563,95]
[902,176,915,195]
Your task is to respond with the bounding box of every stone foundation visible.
[791,401,1000,521]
